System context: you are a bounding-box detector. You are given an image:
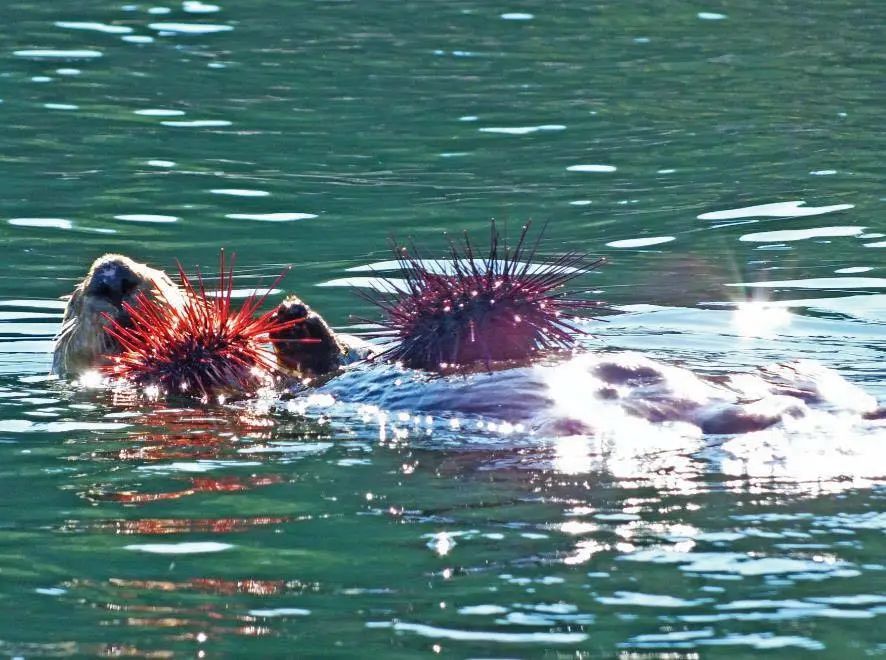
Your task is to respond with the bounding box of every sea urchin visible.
[363,222,605,371]
[102,252,298,400]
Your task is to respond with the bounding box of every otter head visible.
[269,295,345,380]
[52,254,183,377]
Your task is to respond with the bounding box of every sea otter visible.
[51,247,884,434]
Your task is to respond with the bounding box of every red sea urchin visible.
[102,252,297,400]
[362,222,605,371]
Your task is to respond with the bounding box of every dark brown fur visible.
[269,295,349,380]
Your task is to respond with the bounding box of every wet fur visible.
[52,254,183,377]
[269,295,350,380]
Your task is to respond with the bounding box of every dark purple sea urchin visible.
[362,222,605,371]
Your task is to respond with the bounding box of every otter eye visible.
[121,278,139,295]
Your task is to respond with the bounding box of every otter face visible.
[269,295,344,379]
[52,254,183,377]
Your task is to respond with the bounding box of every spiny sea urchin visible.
[362,222,605,371]
[102,252,298,400]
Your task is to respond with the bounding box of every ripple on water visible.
[122,35,155,44]
[606,236,675,248]
[567,164,617,173]
[135,108,186,116]
[501,12,534,20]
[727,277,886,289]
[479,125,565,135]
[183,1,221,12]
[210,188,271,197]
[739,226,865,242]
[248,608,311,617]
[161,119,232,127]
[124,542,233,554]
[13,49,103,59]
[698,12,727,20]
[55,21,133,34]
[226,212,316,222]
[365,621,587,644]
[114,214,178,223]
[834,267,872,274]
[317,277,407,293]
[136,460,262,473]
[0,420,129,432]
[622,549,858,579]
[148,22,234,34]
[699,200,854,220]
[596,592,712,607]
[8,218,72,229]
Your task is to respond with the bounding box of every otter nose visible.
[277,300,309,321]
[87,264,138,306]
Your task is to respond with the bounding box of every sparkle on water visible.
[0,0,883,657]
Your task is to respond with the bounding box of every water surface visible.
[1,0,884,656]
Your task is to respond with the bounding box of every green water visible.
[1,0,884,657]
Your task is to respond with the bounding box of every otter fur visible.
[52,254,184,377]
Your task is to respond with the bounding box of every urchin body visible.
[101,254,296,400]
[363,224,603,370]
